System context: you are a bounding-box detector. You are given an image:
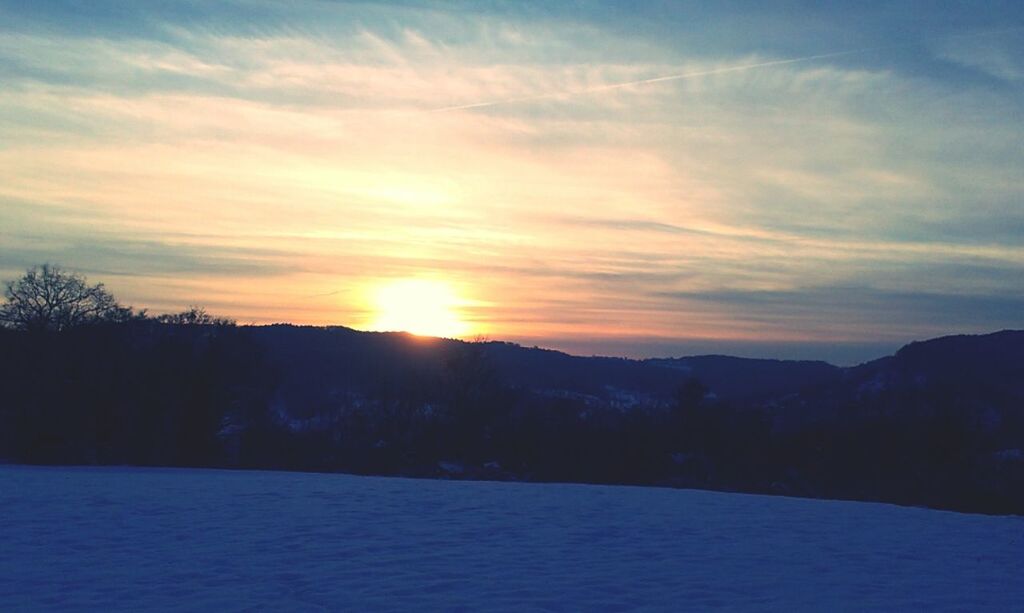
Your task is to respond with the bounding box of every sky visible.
[1,1,1022,364]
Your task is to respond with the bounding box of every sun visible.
[367,278,472,338]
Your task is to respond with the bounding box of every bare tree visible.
[156,306,235,326]
[0,264,132,332]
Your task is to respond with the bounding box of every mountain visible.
[250,327,1024,412]
[769,330,1024,426]
[1,324,1021,513]
[252,325,848,411]
[645,354,841,402]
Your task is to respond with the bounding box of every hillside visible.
[0,325,1021,513]
[1,466,1021,610]
[253,325,849,408]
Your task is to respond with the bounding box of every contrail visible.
[302,289,342,298]
[430,47,874,113]
[429,25,1024,113]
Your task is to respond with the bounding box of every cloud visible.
[0,197,298,276]
[430,47,891,112]
[659,284,1024,340]
[0,2,1022,355]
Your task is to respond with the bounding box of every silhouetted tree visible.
[670,378,708,449]
[0,264,134,333]
[156,306,235,326]
[440,341,510,462]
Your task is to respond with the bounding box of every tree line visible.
[0,264,234,332]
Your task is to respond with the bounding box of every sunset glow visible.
[1,2,1022,362]
[366,278,473,338]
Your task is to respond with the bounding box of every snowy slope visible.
[1,466,1021,611]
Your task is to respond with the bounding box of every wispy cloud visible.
[430,47,888,112]
[1,2,1022,360]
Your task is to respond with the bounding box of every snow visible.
[1,466,1022,611]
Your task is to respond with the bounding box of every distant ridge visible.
[1,324,1021,513]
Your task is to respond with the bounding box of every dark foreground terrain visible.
[1,324,1022,514]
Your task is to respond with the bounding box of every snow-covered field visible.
[1,466,1022,611]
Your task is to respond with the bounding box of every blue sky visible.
[1,1,1022,363]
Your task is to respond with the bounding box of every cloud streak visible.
[431,47,881,112]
